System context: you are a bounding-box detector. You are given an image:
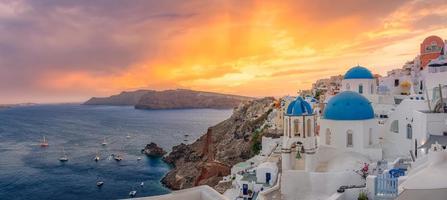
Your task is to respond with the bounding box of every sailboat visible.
[59,147,68,162]
[101,137,107,146]
[94,151,100,162]
[40,136,49,147]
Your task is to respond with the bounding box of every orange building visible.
[420,35,444,68]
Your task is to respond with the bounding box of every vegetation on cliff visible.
[161,97,275,190]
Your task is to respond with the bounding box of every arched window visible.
[359,84,363,94]
[325,129,331,145]
[346,83,351,91]
[307,119,312,137]
[293,119,300,136]
[347,130,353,147]
[370,84,374,94]
[368,128,373,146]
[390,120,399,133]
[407,124,412,139]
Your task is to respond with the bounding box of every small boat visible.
[126,134,131,139]
[140,182,144,187]
[96,181,104,187]
[59,147,68,162]
[137,157,141,161]
[101,137,107,146]
[40,136,49,147]
[129,190,137,197]
[94,151,100,162]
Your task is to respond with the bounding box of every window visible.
[307,119,312,137]
[294,119,300,136]
[370,84,374,94]
[368,128,373,146]
[325,129,331,145]
[390,120,399,133]
[347,130,353,147]
[407,124,412,139]
[346,83,350,91]
[394,79,400,87]
[359,84,363,94]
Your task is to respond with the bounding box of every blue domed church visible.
[319,91,382,160]
[281,96,317,170]
[341,66,377,97]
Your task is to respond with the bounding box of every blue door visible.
[266,172,271,184]
[242,184,248,195]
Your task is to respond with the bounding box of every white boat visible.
[126,134,131,139]
[140,182,144,187]
[40,136,49,147]
[137,157,141,161]
[96,181,104,187]
[101,137,107,146]
[94,151,100,162]
[59,147,68,162]
[129,190,137,197]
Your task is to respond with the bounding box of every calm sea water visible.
[0,105,232,200]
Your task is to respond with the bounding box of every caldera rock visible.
[142,143,167,157]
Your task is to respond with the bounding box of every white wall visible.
[382,98,428,159]
[319,119,381,160]
[413,111,447,145]
[281,171,363,200]
[341,79,376,97]
[256,162,278,185]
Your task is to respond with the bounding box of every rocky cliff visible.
[161,97,275,190]
[83,89,253,109]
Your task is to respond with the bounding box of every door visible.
[242,184,248,195]
[266,172,271,184]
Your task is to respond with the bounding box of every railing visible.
[375,173,398,199]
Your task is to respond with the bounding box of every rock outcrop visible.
[142,143,167,157]
[83,89,253,109]
[161,97,275,190]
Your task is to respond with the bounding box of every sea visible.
[0,104,232,200]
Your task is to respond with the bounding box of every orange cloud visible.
[3,0,447,103]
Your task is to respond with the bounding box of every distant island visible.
[0,103,37,109]
[83,89,254,110]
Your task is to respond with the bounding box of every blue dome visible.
[323,91,374,120]
[344,66,374,79]
[286,97,313,116]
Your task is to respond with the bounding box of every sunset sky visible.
[1,0,447,103]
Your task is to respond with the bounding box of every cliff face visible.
[135,89,253,110]
[161,97,275,190]
[84,90,152,106]
[83,89,253,109]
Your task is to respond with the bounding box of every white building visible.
[320,91,382,161]
[256,162,278,185]
[341,66,377,97]
[282,96,317,171]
